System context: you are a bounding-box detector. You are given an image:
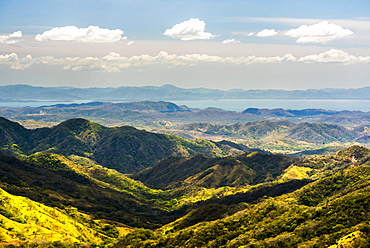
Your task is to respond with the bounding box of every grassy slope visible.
[0,187,110,247]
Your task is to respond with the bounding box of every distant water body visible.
[0,100,91,108]
[172,99,370,112]
[1,99,370,112]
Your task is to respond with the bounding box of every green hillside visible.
[0,151,176,229]
[175,120,369,154]
[287,122,360,143]
[0,150,263,232]
[179,120,293,139]
[0,187,113,247]
[115,159,370,247]
[0,117,252,173]
[133,152,296,189]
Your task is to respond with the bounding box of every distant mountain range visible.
[2,84,370,101]
[2,100,370,129]
[1,101,370,156]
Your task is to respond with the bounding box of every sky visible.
[0,0,370,90]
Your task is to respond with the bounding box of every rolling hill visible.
[178,120,367,144]
[0,113,370,247]
[0,151,175,229]
[133,151,296,189]
[0,117,253,173]
[115,146,370,247]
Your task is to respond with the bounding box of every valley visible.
[0,108,369,246]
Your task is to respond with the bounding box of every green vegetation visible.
[115,163,370,247]
[0,117,251,173]
[133,152,297,189]
[176,120,368,154]
[0,187,112,247]
[0,116,370,247]
[0,151,173,229]
[3,101,370,155]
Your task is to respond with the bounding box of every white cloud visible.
[10,31,22,38]
[256,29,278,37]
[127,41,134,46]
[0,31,23,44]
[0,52,295,71]
[0,53,33,69]
[1,50,369,72]
[222,39,240,44]
[163,18,216,41]
[228,17,370,32]
[35,25,126,42]
[285,21,353,44]
[298,49,370,64]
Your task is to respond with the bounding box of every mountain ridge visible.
[0,117,254,173]
[2,84,370,101]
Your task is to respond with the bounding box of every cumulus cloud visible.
[0,31,23,44]
[163,18,216,41]
[1,50,369,72]
[222,39,240,44]
[0,53,33,69]
[127,41,134,46]
[256,29,278,37]
[285,21,353,44]
[35,25,126,42]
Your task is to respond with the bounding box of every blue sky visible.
[1,0,370,90]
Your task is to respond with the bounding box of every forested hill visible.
[0,117,253,173]
[133,152,296,189]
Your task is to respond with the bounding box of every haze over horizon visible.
[2,83,370,91]
[1,0,370,90]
